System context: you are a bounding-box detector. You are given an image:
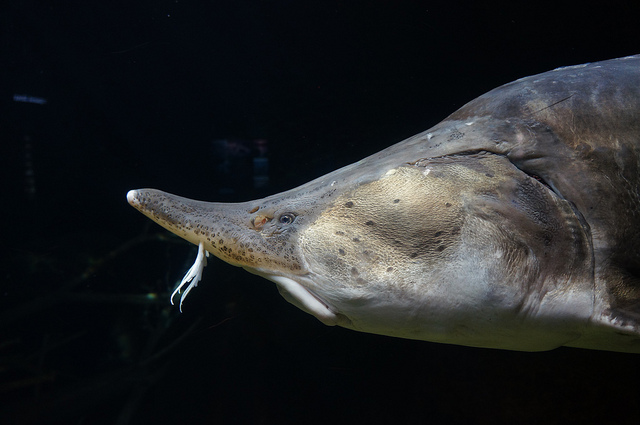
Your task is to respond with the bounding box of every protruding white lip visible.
[259,274,339,326]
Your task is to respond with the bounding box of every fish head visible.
[128,151,592,349]
[127,184,342,324]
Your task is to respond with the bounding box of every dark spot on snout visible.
[365,220,375,226]
[445,203,452,207]
[345,201,354,208]
[485,173,494,178]
[434,231,443,237]
[338,248,346,255]
[410,253,418,258]
[447,130,464,141]
[393,199,400,203]
[386,267,394,272]
[437,245,446,252]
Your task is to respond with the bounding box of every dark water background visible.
[2,2,639,424]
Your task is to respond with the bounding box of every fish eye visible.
[278,213,296,225]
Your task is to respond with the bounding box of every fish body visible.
[128,55,640,352]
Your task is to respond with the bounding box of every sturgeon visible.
[128,55,640,352]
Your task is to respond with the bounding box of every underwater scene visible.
[2,2,640,424]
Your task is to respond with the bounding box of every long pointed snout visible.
[128,188,221,247]
[127,188,254,265]
[126,188,307,273]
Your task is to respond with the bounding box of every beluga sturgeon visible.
[128,55,640,353]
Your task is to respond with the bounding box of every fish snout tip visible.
[126,189,139,206]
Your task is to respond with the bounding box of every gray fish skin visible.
[128,55,640,353]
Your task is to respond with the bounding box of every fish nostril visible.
[253,214,270,229]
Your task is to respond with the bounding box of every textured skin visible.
[449,58,640,321]
[128,55,640,352]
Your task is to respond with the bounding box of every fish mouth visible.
[250,272,339,326]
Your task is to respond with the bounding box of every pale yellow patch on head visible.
[299,164,482,291]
